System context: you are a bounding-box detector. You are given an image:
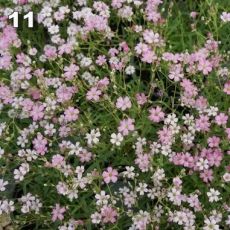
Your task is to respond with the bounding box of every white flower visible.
[19,193,42,214]
[80,57,92,67]
[95,191,110,206]
[69,142,83,156]
[164,113,178,125]
[44,123,56,136]
[167,187,182,205]
[136,183,148,195]
[14,163,30,181]
[14,169,25,181]
[161,145,172,156]
[48,25,59,34]
[181,132,195,145]
[4,8,14,17]
[223,173,230,182]
[41,6,52,18]
[196,158,209,171]
[110,133,123,146]
[152,168,165,182]
[28,48,37,56]
[43,17,53,27]
[182,114,194,125]
[122,166,136,179]
[0,200,15,214]
[134,25,142,32]
[203,218,220,230]
[85,129,101,146]
[217,67,229,77]
[207,188,220,202]
[75,166,85,177]
[188,123,196,134]
[206,106,218,117]
[91,212,102,224]
[125,65,135,75]
[67,189,79,201]
[0,179,8,192]
[51,34,62,44]
[210,210,222,223]
[150,142,161,155]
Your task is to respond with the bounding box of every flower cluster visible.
[0,0,229,229]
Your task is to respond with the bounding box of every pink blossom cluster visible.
[0,0,229,230]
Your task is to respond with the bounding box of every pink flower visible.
[79,150,92,163]
[143,29,161,44]
[64,64,79,80]
[59,126,71,138]
[118,118,135,136]
[190,11,198,19]
[97,77,110,89]
[197,59,212,75]
[30,104,44,121]
[64,107,79,122]
[52,204,66,222]
[28,88,41,100]
[195,96,208,110]
[136,93,147,105]
[116,96,132,111]
[187,194,202,211]
[58,43,74,55]
[51,154,64,167]
[34,68,44,77]
[33,133,47,155]
[226,128,230,140]
[224,81,230,95]
[135,153,150,172]
[96,55,107,66]
[141,49,157,63]
[172,152,195,168]
[56,85,77,103]
[18,0,28,5]
[215,113,228,126]
[200,169,213,183]
[180,79,198,97]
[21,98,33,112]
[102,167,118,184]
[195,115,210,132]
[208,136,220,148]
[0,85,13,104]
[119,41,130,53]
[44,45,57,60]
[111,0,124,9]
[220,12,230,22]
[158,127,173,145]
[86,87,102,101]
[207,148,223,167]
[101,206,118,224]
[148,106,165,122]
[0,54,12,70]
[173,177,182,187]
[169,64,184,82]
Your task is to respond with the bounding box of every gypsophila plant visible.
[0,0,230,229]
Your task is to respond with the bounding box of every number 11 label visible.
[8,11,34,28]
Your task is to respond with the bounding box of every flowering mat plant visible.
[0,0,230,229]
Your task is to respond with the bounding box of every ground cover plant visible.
[0,0,230,229]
